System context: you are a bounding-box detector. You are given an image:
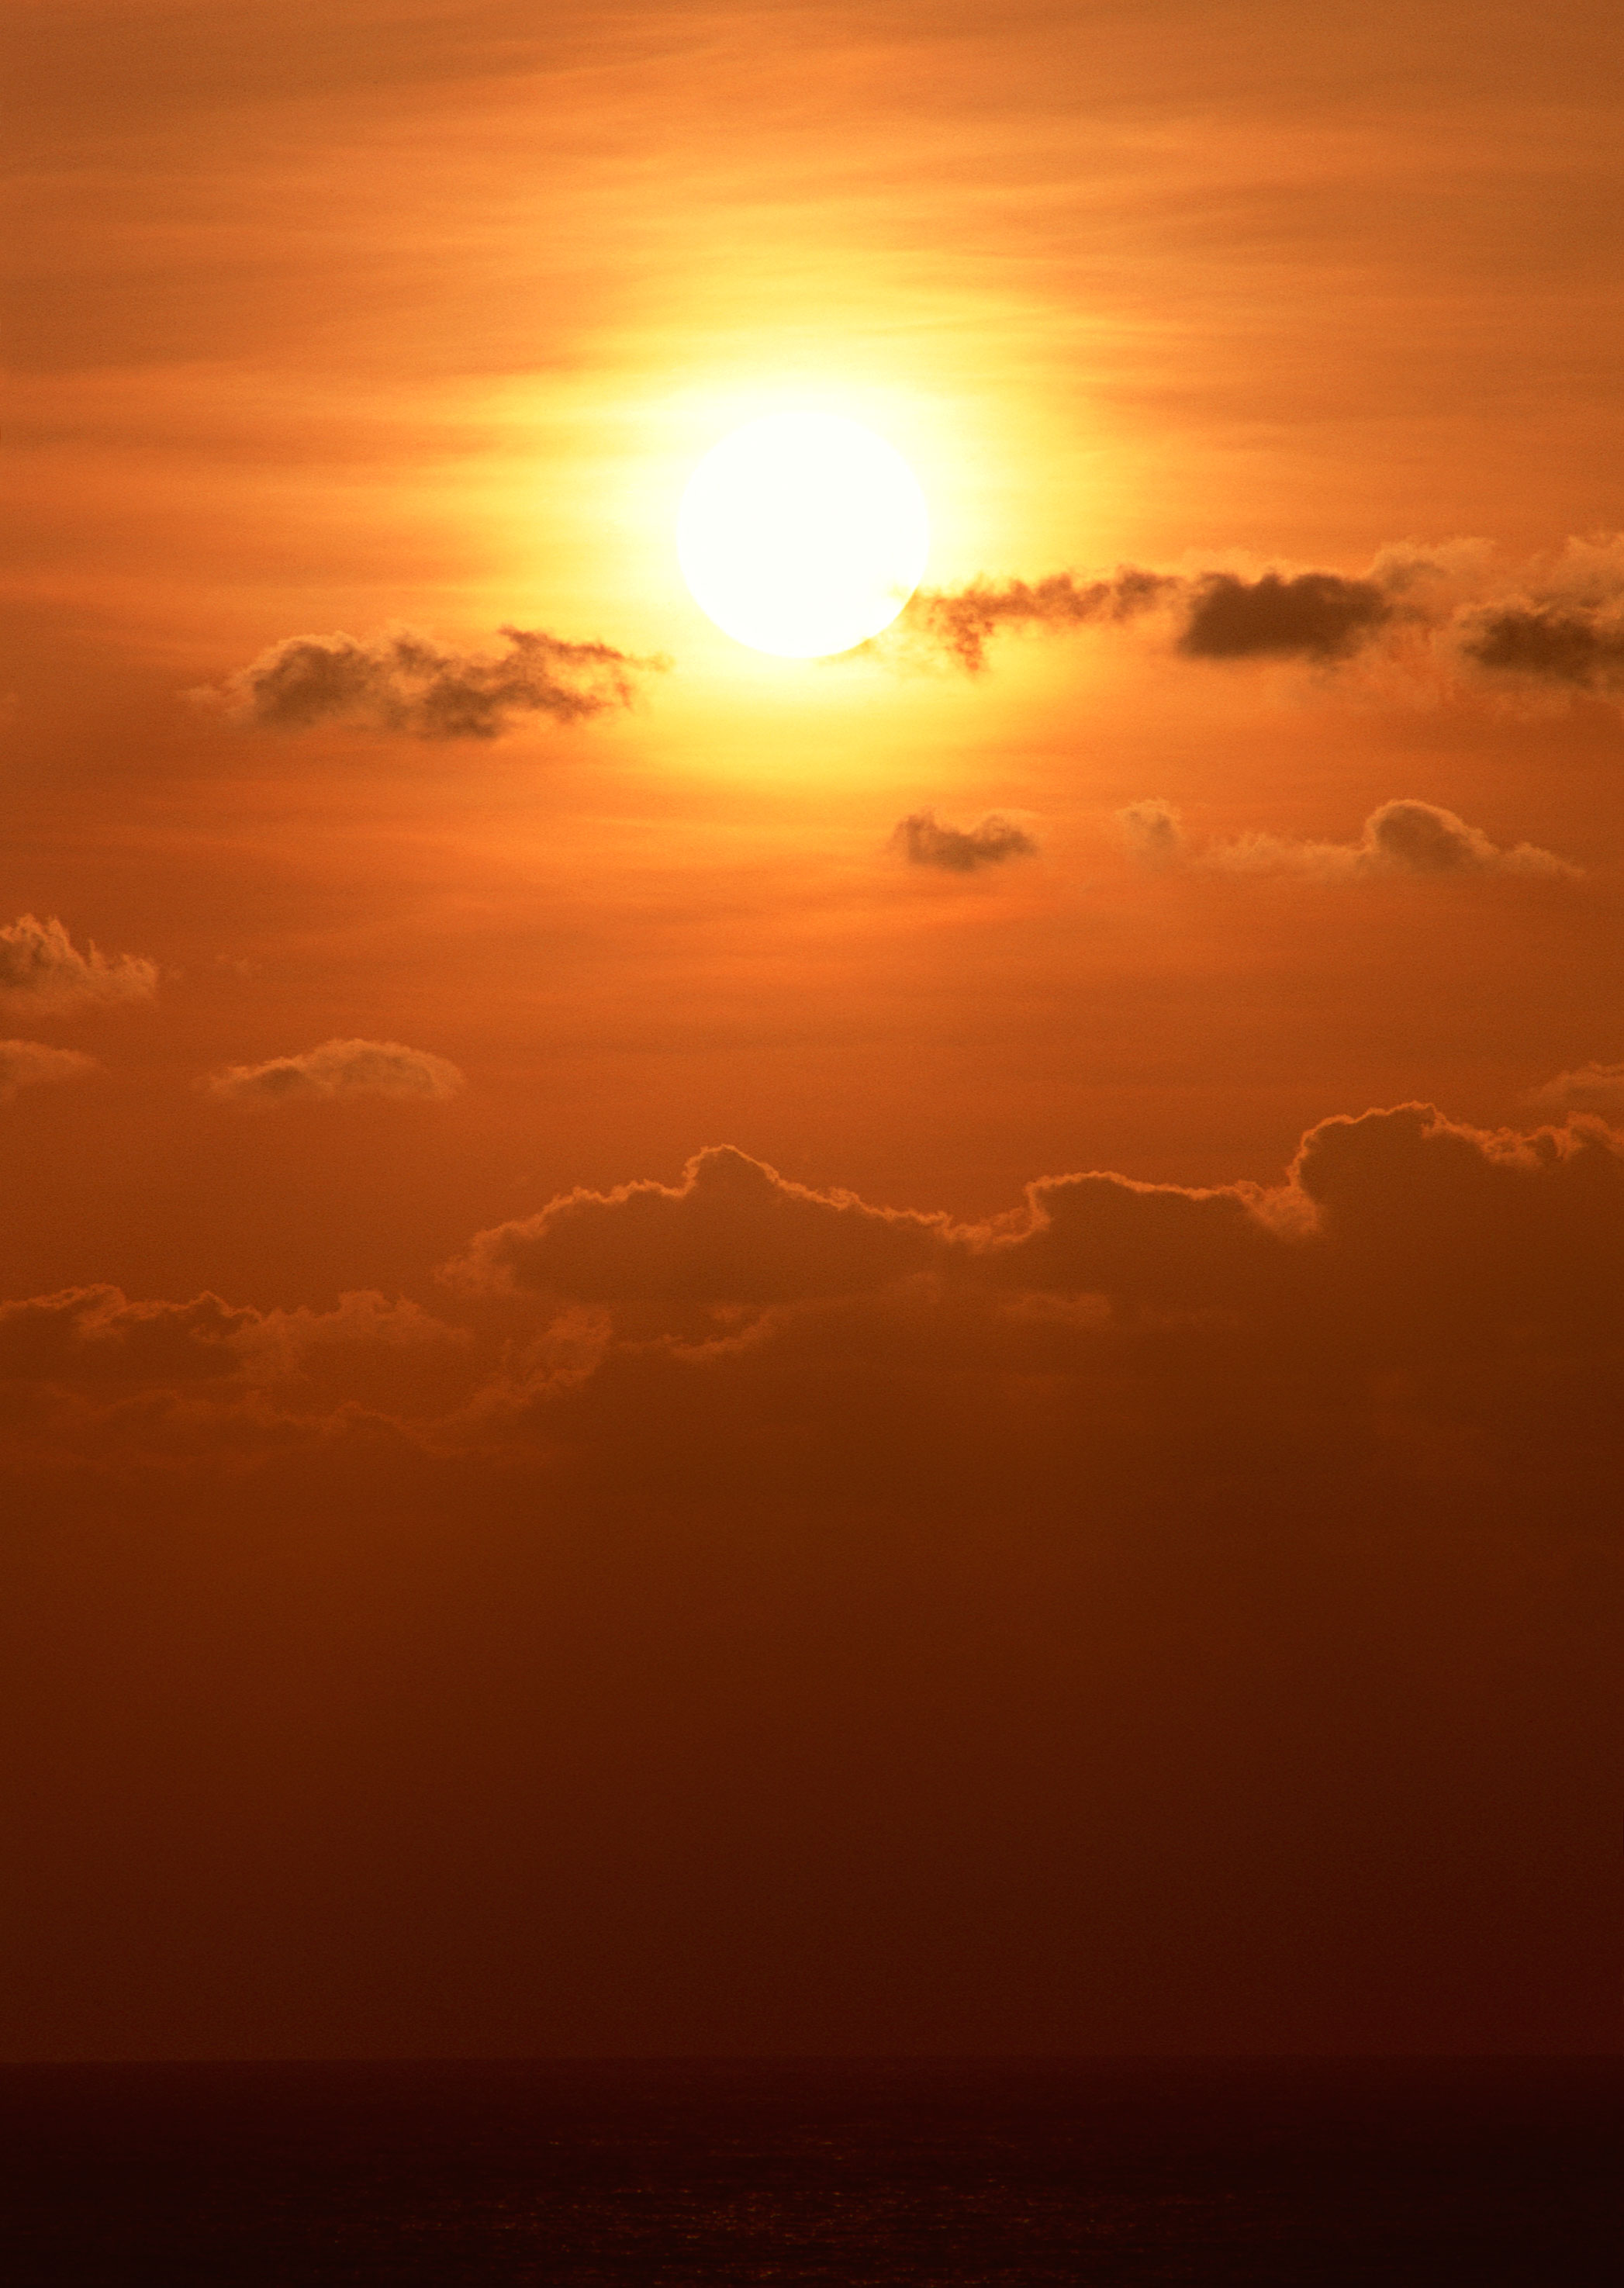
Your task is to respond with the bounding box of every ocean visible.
[1,2058,1614,2285]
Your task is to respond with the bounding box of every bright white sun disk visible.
[678,413,930,658]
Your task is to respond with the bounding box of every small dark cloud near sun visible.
[868,536,1624,700]
[879,570,1174,671]
[1177,570,1393,660]
[206,1038,465,1103]
[1116,797,1575,880]
[197,624,667,740]
[892,810,1039,871]
[0,914,159,1015]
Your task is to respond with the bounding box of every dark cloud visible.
[879,569,1174,671]
[858,536,1624,700]
[4,1104,1619,1483]
[0,1039,99,1103]
[1178,570,1394,660]
[200,624,667,738]
[1118,797,1575,880]
[5,1106,1615,2062]
[871,563,1393,672]
[206,1037,465,1103]
[1456,600,1624,690]
[891,810,1038,872]
[0,913,158,1015]
[444,1142,958,1309]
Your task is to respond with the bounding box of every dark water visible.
[0,2059,1614,2286]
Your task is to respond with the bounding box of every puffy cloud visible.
[206,1038,465,1103]
[0,1039,99,1103]
[444,1142,959,1308]
[1118,798,1575,880]
[890,810,1038,872]
[0,914,158,1015]
[199,624,666,738]
[1456,600,1624,690]
[1453,537,1624,691]
[1529,1062,1624,1119]
[1177,569,1393,660]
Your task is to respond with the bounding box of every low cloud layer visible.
[1117,798,1576,880]
[3,1101,1615,2062]
[206,1038,465,1103]
[2,1103,1619,1491]
[869,536,1624,694]
[0,914,159,1015]
[201,624,666,739]
[0,1039,99,1103]
[891,810,1038,872]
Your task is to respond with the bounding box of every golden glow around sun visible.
[677,412,931,658]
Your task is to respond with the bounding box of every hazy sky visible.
[2,0,1620,2058]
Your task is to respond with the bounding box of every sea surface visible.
[0,2058,1614,2286]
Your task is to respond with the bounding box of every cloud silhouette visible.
[2,1102,1618,1489]
[859,536,1624,701]
[1456,600,1624,690]
[0,1040,100,1103]
[891,810,1038,871]
[206,1038,465,1102]
[201,624,666,738]
[1117,799,1575,880]
[0,914,159,1015]
[877,570,1174,671]
[444,1142,957,1308]
[1178,570,1394,660]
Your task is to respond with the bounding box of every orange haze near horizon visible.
[2,0,1620,2060]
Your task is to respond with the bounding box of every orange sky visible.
[2,0,1620,2058]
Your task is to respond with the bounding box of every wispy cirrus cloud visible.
[197,624,668,739]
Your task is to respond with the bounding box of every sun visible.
[677,411,930,659]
